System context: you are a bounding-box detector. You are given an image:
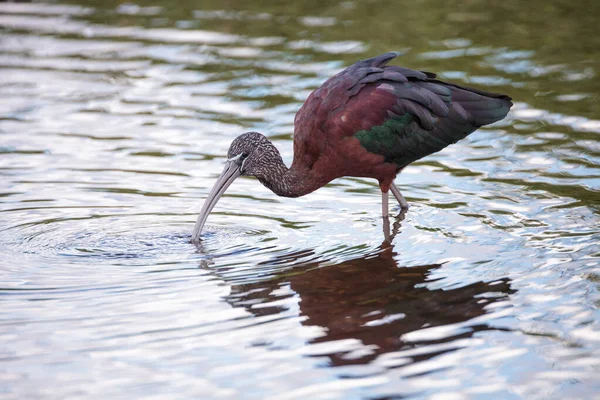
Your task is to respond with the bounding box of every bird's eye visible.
[241,152,249,159]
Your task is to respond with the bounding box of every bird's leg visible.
[382,213,391,243]
[382,190,390,242]
[381,190,389,218]
[390,183,409,209]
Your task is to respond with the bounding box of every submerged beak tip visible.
[191,161,242,241]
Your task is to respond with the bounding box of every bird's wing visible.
[293,52,512,169]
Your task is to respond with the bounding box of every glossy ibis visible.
[192,52,512,242]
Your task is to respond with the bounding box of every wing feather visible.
[293,52,512,170]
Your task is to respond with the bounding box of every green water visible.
[0,0,599,398]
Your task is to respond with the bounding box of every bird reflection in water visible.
[216,216,514,367]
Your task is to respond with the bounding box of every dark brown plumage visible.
[192,52,512,241]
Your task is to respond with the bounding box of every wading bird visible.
[192,52,512,242]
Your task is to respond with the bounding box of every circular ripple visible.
[0,213,271,270]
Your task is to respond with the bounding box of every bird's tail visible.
[436,80,513,127]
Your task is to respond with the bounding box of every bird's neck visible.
[254,149,328,198]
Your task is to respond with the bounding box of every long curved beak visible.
[191,161,241,242]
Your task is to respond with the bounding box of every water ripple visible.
[0,1,598,399]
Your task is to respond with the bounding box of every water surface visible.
[1,0,599,398]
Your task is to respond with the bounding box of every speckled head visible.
[226,132,283,178]
[191,132,286,242]
[227,132,267,161]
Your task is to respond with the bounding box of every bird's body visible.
[191,52,512,241]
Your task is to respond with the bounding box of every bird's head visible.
[191,132,278,242]
[226,131,273,177]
